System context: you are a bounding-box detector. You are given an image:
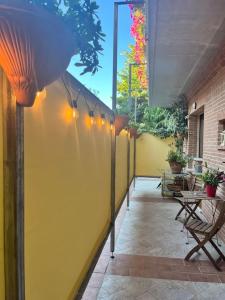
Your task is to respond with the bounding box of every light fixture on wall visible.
[36,88,46,101]
[71,99,79,120]
[89,110,95,125]
[110,120,114,131]
[192,102,197,110]
[101,113,106,125]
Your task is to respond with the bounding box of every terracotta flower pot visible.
[115,115,129,136]
[169,162,183,174]
[129,127,138,138]
[0,2,75,106]
[206,184,217,197]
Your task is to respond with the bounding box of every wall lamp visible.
[110,120,114,130]
[89,110,95,125]
[71,99,79,120]
[101,113,106,125]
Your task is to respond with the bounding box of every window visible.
[218,119,225,149]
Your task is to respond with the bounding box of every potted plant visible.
[166,150,187,174]
[115,114,129,136]
[128,121,139,138]
[202,168,224,197]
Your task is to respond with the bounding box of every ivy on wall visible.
[129,4,147,89]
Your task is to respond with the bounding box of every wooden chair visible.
[175,175,203,221]
[184,199,225,271]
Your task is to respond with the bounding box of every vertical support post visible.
[127,130,130,209]
[128,64,132,109]
[134,96,137,124]
[111,0,144,259]
[134,136,137,188]
[112,2,119,112]
[110,115,116,259]
[16,104,25,300]
[2,70,25,300]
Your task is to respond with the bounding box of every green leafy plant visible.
[202,169,224,187]
[128,120,139,129]
[166,150,187,168]
[23,0,105,75]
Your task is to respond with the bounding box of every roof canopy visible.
[147,0,225,106]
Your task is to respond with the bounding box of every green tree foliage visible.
[140,99,188,151]
[117,96,147,123]
[117,46,148,99]
[23,0,105,75]
[141,106,171,137]
[117,44,187,151]
[116,45,148,124]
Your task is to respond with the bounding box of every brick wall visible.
[187,115,198,158]
[187,65,225,241]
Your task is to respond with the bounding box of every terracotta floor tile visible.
[106,263,129,276]
[184,260,202,266]
[141,256,184,267]
[84,178,225,298]
[129,267,190,281]
[199,265,220,274]
[188,273,220,283]
[218,274,225,283]
[159,271,190,281]
[173,263,200,273]
[129,267,147,277]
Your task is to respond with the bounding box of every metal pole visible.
[134,96,137,124]
[16,104,25,300]
[128,64,132,109]
[110,115,116,259]
[111,0,144,259]
[112,2,119,112]
[127,131,131,209]
[110,1,118,260]
[134,136,137,188]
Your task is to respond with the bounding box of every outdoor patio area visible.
[83,178,225,299]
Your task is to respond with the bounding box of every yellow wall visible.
[136,133,174,177]
[24,77,112,300]
[115,131,128,210]
[0,70,4,300]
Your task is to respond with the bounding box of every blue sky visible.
[67,0,133,108]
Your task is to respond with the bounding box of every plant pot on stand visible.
[205,184,217,197]
[169,162,183,174]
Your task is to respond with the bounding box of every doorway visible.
[199,113,204,158]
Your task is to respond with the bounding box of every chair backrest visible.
[191,176,204,191]
[217,182,225,200]
[211,199,225,236]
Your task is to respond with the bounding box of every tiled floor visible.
[82,178,225,299]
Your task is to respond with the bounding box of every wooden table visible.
[180,191,221,224]
[181,191,221,201]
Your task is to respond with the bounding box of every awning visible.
[147,0,225,106]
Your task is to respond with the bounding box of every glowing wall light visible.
[71,99,79,120]
[110,120,114,131]
[89,110,95,125]
[101,113,106,125]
